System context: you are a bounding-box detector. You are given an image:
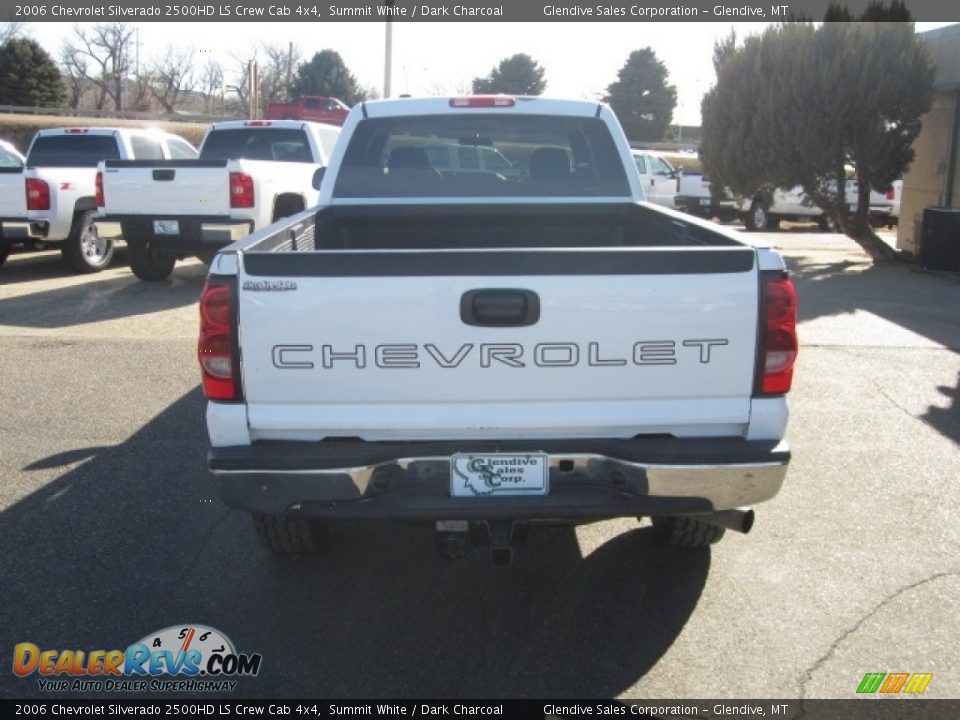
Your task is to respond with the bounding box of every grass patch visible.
[0,114,209,154]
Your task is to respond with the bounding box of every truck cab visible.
[631,149,679,208]
[265,96,350,125]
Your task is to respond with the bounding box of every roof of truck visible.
[209,119,342,133]
[360,95,606,118]
[32,127,177,137]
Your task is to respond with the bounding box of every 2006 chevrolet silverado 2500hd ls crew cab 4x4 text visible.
[200,96,797,564]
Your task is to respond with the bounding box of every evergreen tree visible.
[291,50,366,106]
[0,37,65,108]
[861,0,911,20]
[823,4,853,21]
[472,54,546,95]
[603,49,677,142]
[700,9,933,260]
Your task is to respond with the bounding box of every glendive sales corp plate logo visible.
[12,624,262,693]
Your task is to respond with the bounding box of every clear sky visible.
[20,20,956,126]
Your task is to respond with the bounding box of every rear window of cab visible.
[333,114,631,199]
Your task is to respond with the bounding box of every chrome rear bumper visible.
[209,438,789,520]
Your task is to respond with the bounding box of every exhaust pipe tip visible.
[703,507,755,534]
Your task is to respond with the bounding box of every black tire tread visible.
[744,200,767,232]
[653,516,726,548]
[252,513,317,554]
[128,239,176,281]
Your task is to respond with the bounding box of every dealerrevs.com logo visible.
[12,624,262,693]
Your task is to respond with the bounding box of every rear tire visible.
[252,513,319,554]
[196,249,218,265]
[128,238,176,281]
[0,242,9,268]
[652,516,726,548]
[63,210,114,273]
[818,214,838,232]
[744,200,769,232]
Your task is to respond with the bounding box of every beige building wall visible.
[897,24,960,255]
[897,92,960,254]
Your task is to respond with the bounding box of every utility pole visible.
[248,59,259,119]
[383,0,394,98]
[286,41,293,98]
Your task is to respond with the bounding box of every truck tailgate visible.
[101,160,231,216]
[235,246,760,441]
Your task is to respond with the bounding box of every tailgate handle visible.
[460,289,540,327]
[152,169,175,181]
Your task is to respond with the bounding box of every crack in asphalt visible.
[817,345,952,430]
[142,505,233,629]
[797,571,959,701]
[872,382,929,426]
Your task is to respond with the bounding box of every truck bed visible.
[238,202,747,255]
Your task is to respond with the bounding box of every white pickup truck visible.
[738,181,897,231]
[21,127,197,273]
[674,170,738,222]
[201,96,796,564]
[0,139,27,267]
[98,120,341,281]
[630,149,678,208]
[738,186,837,231]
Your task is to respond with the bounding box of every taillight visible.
[243,120,272,126]
[886,187,895,200]
[758,272,798,395]
[26,178,50,211]
[229,172,254,209]
[449,96,515,108]
[95,171,104,208]
[198,279,241,401]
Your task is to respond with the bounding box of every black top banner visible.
[0,0,957,21]
[2,699,960,719]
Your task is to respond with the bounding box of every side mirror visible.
[312,167,326,190]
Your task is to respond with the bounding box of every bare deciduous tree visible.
[258,42,301,107]
[147,46,195,113]
[0,22,26,45]
[224,43,300,117]
[61,23,135,111]
[225,53,252,116]
[60,49,89,109]
[198,57,224,114]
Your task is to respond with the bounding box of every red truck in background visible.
[264,96,350,125]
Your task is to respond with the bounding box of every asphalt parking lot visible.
[0,230,958,701]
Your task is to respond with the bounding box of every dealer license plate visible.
[450,453,549,497]
[153,220,179,235]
